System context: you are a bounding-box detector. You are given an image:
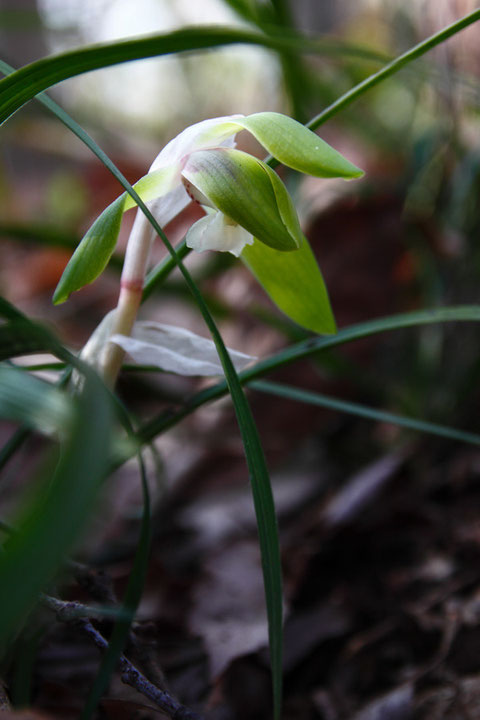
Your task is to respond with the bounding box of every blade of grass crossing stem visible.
[135,305,480,446]
[0,62,284,717]
[81,412,151,720]
[142,237,190,303]
[250,380,480,447]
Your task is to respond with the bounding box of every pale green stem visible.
[100,209,156,387]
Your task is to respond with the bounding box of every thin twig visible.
[44,596,203,720]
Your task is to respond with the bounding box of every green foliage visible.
[242,237,336,334]
[0,361,113,654]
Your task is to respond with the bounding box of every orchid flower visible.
[53,112,363,385]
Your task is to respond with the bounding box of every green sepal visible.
[52,166,177,305]
[182,148,302,251]
[238,112,364,179]
[241,236,336,334]
[53,194,126,305]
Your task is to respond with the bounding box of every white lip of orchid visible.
[185,210,254,257]
[79,310,256,379]
[110,320,256,377]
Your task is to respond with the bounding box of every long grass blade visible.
[250,380,480,446]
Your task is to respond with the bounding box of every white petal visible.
[149,115,244,173]
[110,322,256,377]
[185,212,254,257]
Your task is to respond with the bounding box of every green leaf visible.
[183,148,301,251]
[52,195,126,305]
[0,366,72,437]
[239,112,363,178]
[251,380,480,447]
[0,370,112,654]
[241,236,336,334]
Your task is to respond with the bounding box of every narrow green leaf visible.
[0,371,112,654]
[241,236,336,334]
[183,148,301,251]
[142,237,190,302]
[239,112,363,178]
[251,380,480,446]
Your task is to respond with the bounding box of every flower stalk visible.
[99,204,157,386]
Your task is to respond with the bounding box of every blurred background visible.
[2,2,480,718]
